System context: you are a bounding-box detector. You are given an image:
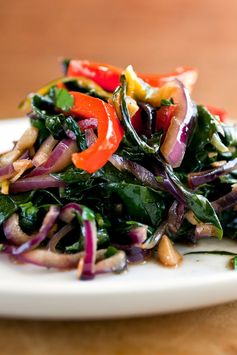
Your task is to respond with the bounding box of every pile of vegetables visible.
[0,59,237,280]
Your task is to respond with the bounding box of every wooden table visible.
[1,1,237,354]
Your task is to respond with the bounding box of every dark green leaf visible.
[0,195,17,225]
[45,115,64,139]
[106,182,165,226]
[52,165,91,183]
[113,76,157,154]
[62,116,87,151]
[186,193,222,239]
[19,202,39,233]
[182,105,218,170]
[30,118,49,144]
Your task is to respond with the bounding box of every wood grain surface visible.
[1,1,237,354]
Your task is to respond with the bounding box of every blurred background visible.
[1,0,237,118]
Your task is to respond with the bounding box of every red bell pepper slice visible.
[69,92,124,173]
[67,60,198,92]
[156,105,177,131]
[67,60,121,92]
[205,105,228,122]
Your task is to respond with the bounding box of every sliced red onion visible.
[160,80,197,168]
[78,118,98,131]
[32,135,58,167]
[85,128,97,147]
[95,250,127,274]
[4,205,60,255]
[65,129,77,141]
[27,139,77,177]
[152,158,186,204]
[195,223,220,238]
[126,246,151,263]
[127,225,148,245]
[139,222,167,249]
[113,244,151,263]
[188,157,237,188]
[10,175,65,193]
[60,203,97,280]
[82,220,97,279]
[48,224,75,252]
[0,163,15,181]
[15,249,84,269]
[19,150,30,160]
[60,203,83,223]
[109,154,160,190]
[13,248,107,270]
[3,213,35,246]
[167,201,185,234]
[212,187,237,213]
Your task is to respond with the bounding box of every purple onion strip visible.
[109,154,160,190]
[0,163,15,181]
[212,187,237,213]
[60,203,97,280]
[9,175,65,193]
[3,213,35,246]
[27,139,77,177]
[4,205,60,255]
[167,201,185,234]
[48,224,75,252]
[127,225,148,245]
[13,249,107,270]
[139,222,167,250]
[188,157,237,188]
[95,251,127,274]
[15,249,84,269]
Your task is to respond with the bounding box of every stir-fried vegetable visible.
[0,58,236,280]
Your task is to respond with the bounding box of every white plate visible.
[0,117,237,320]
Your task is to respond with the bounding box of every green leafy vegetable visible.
[113,75,158,154]
[106,182,165,226]
[55,88,74,111]
[0,195,17,225]
[31,93,86,149]
[19,202,39,233]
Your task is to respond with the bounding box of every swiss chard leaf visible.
[31,94,86,149]
[52,165,91,183]
[114,76,158,154]
[0,195,17,225]
[18,202,39,233]
[186,192,222,238]
[191,105,218,150]
[62,116,87,151]
[30,117,49,144]
[105,182,166,226]
[157,159,223,238]
[182,105,218,170]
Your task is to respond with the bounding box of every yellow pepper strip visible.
[124,65,177,107]
[19,76,112,111]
